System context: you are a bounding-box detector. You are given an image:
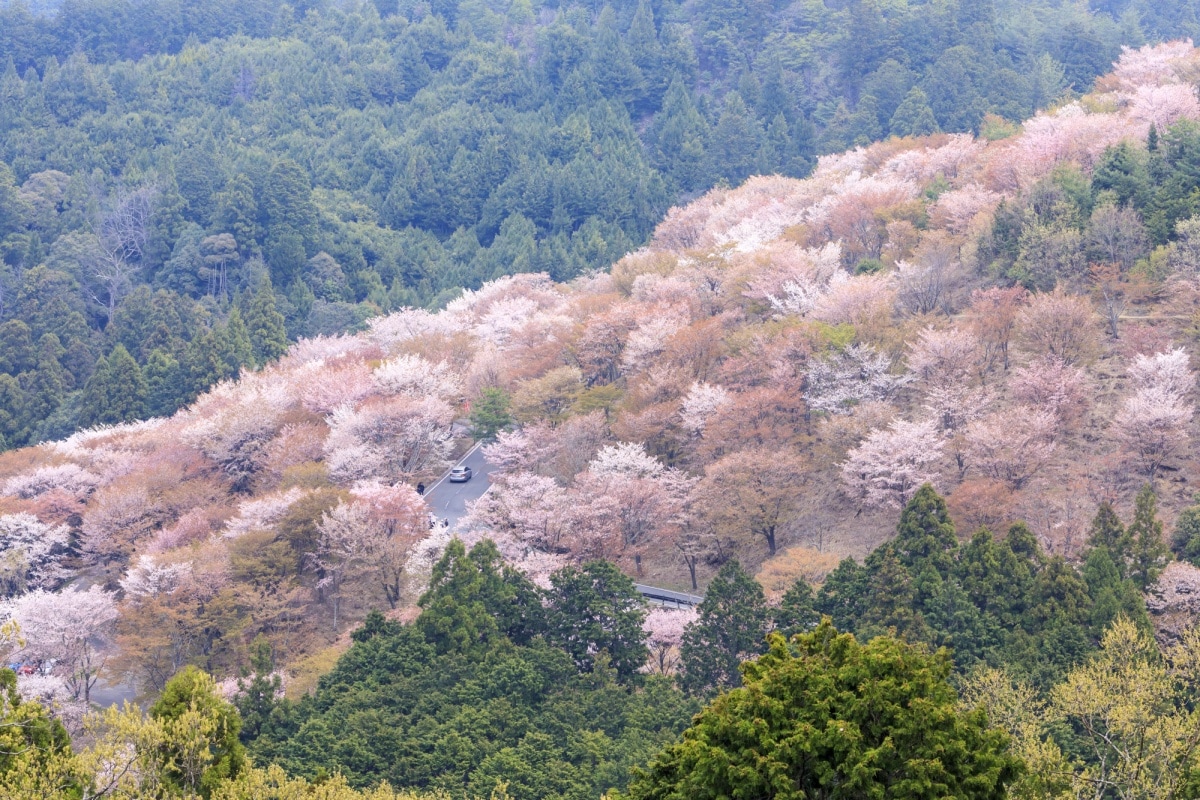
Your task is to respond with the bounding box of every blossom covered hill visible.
[6,41,1200,702]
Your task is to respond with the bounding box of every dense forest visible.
[9,0,1200,796]
[1,0,1199,445]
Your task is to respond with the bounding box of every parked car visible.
[448,465,473,482]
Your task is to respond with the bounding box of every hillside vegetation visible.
[1,0,1197,446]
[7,37,1200,800]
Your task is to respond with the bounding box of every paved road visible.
[423,443,702,606]
[90,678,138,708]
[422,443,495,529]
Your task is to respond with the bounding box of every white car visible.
[448,465,473,482]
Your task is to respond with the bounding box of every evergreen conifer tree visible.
[774,579,818,638]
[889,87,941,136]
[1128,484,1169,591]
[680,560,770,694]
[244,279,289,365]
[892,484,958,575]
[1086,501,1131,572]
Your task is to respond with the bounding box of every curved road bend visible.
[423,444,703,607]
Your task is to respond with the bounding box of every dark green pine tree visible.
[680,560,771,695]
[650,77,710,192]
[82,344,148,426]
[1092,141,1151,210]
[19,338,66,438]
[244,279,289,366]
[892,484,958,575]
[1128,484,1170,591]
[543,560,648,681]
[418,539,504,655]
[219,307,255,374]
[957,527,1034,630]
[626,0,664,111]
[234,635,283,745]
[418,539,543,654]
[469,387,512,441]
[815,557,869,633]
[1171,497,1200,566]
[143,348,184,418]
[185,328,232,401]
[262,158,318,244]
[889,87,941,137]
[858,546,929,644]
[1086,501,1131,572]
[212,173,262,253]
[1082,545,1150,634]
[0,319,35,375]
[707,91,765,186]
[0,374,25,449]
[774,579,818,638]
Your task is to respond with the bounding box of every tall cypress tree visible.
[244,279,289,366]
[680,560,770,695]
[1086,501,1131,571]
[82,344,147,426]
[892,484,958,575]
[1128,484,1169,591]
[774,579,818,638]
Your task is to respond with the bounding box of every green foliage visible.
[0,0,1190,447]
[1128,484,1170,591]
[469,387,513,441]
[773,578,817,638]
[543,561,648,681]
[150,665,247,798]
[248,542,697,798]
[1171,497,1200,566]
[679,559,770,695]
[0,667,77,794]
[623,622,1021,800]
[812,488,1151,688]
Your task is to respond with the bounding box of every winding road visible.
[423,444,704,607]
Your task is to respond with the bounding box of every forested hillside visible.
[1,0,1197,446]
[10,24,1200,800]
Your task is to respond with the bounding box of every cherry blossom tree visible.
[348,482,429,608]
[1115,348,1196,477]
[1129,348,1195,399]
[119,555,192,600]
[588,442,667,478]
[2,463,99,501]
[0,514,70,597]
[1015,289,1100,365]
[907,327,980,386]
[1114,386,1193,478]
[574,448,695,573]
[679,382,731,436]
[221,488,309,539]
[643,607,697,675]
[966,286,1027,374]
[79,485,158,566]
[894,232,961,315]
[965,408,1057,490]
[841,418,944,509]
[811,273,896,333]
[465,473,576,554]
[3,586,118,703]
[1009,355,1090,428]
[372,354,463,401]
[313,485,428,626]
[694,448,809,556]
[182,383,293,492]
[805,344,909,415]
[324,395,455,484]
[298,360,373,414]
